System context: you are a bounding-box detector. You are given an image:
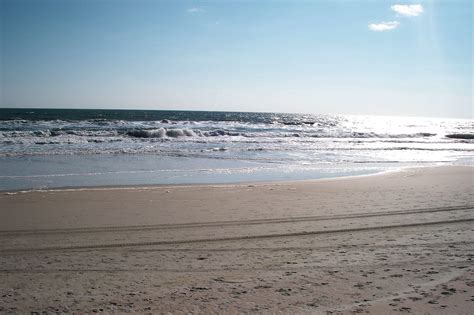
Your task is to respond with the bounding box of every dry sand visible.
[0,166,473,314]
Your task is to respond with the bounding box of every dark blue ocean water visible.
[0,108,317,124]
[0,109,472,190]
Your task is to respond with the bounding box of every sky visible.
[0,0,472,118]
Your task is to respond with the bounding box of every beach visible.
[2,0,473,313]
[0,165,473,313]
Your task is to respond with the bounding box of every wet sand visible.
[0,166,473,313]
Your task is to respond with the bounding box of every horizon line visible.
[0,106,471,120]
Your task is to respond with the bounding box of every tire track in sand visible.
[0,204,472,236]
[1,217,473,253]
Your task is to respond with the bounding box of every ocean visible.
[0,108,472,191]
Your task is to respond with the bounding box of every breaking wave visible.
[0,113,472,164]
[100,128,438,139]
[125,128,240,138]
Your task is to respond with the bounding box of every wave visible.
[1,115,472,163]
[1,116,470,142]
[0,128,461,148]
[123,128,438,139]
[126,128,240,138]
[127,128,167,138]
[445,133,474,140]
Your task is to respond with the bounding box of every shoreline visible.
[0,163,455,194]
[0,168,388,194]
[0,165,471,230]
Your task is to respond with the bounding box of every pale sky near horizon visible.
[0,0,472,118]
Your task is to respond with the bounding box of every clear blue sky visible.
[1,0,472,118]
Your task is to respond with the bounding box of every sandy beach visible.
[2,0,472,313]
[0,166,473,313]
